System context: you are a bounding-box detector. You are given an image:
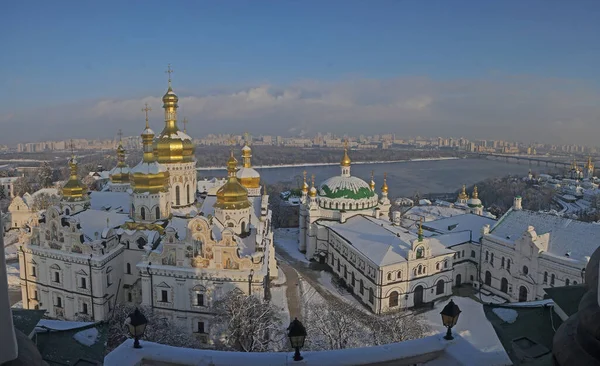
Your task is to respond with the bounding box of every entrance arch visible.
[519,286,528,302]
[414,285,424,307]
[485,271,492,286]
[455,274,462,287]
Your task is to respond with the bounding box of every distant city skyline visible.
[2,1,600,145]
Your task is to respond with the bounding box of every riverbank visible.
[196,156,460,171]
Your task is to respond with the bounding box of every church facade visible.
[16,69,277,339]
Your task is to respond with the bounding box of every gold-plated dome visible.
[61,156,88,201]
[471,185,479,199]
[236,140,261,189]
[381,172,388,194]
[154,66,195,164]
[109,141,130,184]
[130,108,170,194]
[215,151,250,210]
[458,184,468,200]
[309,174,317,197]
[341,141,351,167]
[369,170,376,191]
[302,171,309,194]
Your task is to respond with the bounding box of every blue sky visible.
[1,1,600,144]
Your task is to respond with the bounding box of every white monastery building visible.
[16,69,277,342]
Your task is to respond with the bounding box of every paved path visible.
[277,261,302,320]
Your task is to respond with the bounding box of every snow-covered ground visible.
[11,300,23,309]
[73,328,100,347]
[270,285,290,327]
[6,262,20,289]
[316,271,365,309]
[421,297,511,365]
[36,319,95,331]
[273,228,309,264]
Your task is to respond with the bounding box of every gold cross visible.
[117,129,123,142]
[311,174,315,187]
[70,139,74,156]
[165,64,174,86]
[183,117,188,133]
[142,103,152,128]
[344,138,349,150]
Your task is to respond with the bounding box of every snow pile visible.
[274,228,309,264]
[36,319,95,332]
[269,285,290,327]
[11,301,23,309]
[492,308,518,324]
[6,263,20,289]
[421,297,511,365]
[73,328,99,346]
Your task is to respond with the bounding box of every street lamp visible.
[126,308,148,349]
[440,299,461,340]
[581,267,586,284]
[287,318,307,361]
[248,269,255,295]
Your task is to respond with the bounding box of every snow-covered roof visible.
[318,175,375,200]
[90,191,130,213]
[167,217,188,240]
[490,209,600,262]
[405,205,467,222]
[236,166,260,179]
[130,161,167,174]
[72,209,130,241]
[423,214,496,243]
[0,176,20,183]
[319,215,453,266]
[171,205,198,218]
[428,231,473,248]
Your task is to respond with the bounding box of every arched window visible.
[389,291,399,307]
[131,204,135,215]
[471,250,476,258]
[126,263,131,274]
[176,186,181,206]
[500,278,508,293]
[360,280,364,295]
[436,262,440,270]
[351,272,356,287]
[550,274,555,286]
[565,278,570,286]
[342,203,346,210]
[418,265,423,275]
[522,266,529,276]
[155,206,160,219]
[444,261,448,268]
[140,207,146,220]
[543,272,548,283]
[397,271,401,279]
[485,251,489,261]
[387,273,392,281]
[187,184,190,204]
[349,203,353,210]
[507,259,511,271]
[369,288,374,304]
[501,257,505,268]
[416,247,424,259]
[485,271,492,286]
[490,253,494,265]
[65,208,70,215]
[436,279,445,295]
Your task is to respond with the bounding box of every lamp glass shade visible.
[127,308,148,337]
[290,335,305,348]
[287,318,307,348]
[440,300,461,328]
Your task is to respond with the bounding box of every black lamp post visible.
[581,267,586,284]
[287,317,307,361]
[248,269,254,295]
[440,299,461,340]
[126,308,148,349]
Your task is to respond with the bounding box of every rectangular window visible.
[82,303,88,314]
[33,290,38,300]
[107,274,112,287]
[197,293,204,306]
[56,296,62,308]
[127,292,132,302]
[54,272,60,283]
[81,277,87,289]
[197,321,205,334]
[161,290,168,302]
[31,266,37,277]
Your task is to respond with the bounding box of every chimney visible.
[514,196,522,211]
[392,211,401,226]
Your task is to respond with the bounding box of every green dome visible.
[318,176,375,200]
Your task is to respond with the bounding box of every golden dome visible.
[471,185,479,199]
[309,174,317,197]
[302,171,309,194]
[130,116,170,194]
[369,170,376,191]
[109,142,130,184]
[381,172,388,194]
[61,156,88,201]
[237,141,261,189]
[458,184,468,200]
[154,70,195,164]
[341,144,351,167]
[215,151,250,210]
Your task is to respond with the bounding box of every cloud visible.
[3,75,600,145]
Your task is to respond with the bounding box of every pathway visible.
[277,261,302,320]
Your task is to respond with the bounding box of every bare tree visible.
[13,177,31,196]
[106,303,201,353]
[211,289,285,352]
[36,162,54,188]
[31,193,57,211]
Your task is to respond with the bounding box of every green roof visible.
[11,309,46,337]
[36,322,108,366]
[484,304,559,366]
[320,184,375,200]
[544,285,587,318]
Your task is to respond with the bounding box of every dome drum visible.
[130,169,170,194]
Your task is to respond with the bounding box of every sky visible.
[1,1,600,145]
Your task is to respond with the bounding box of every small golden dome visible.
[458,184,468,200]
[381,172,388,194]
[308,174,317,197]
[110,142,130,184]
[341,148,351,167]
[215,151,250,210]
[369,170,375,191]
[302,171,309,194]
[472,185,479,199]
[237,140,261,188]
[61,156,88,201]
[130,119,170,194]
[162,87,179,105]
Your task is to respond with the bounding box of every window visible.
[436,279,445,295]
[128,292,132,302]
[54,272,60,283]
[187,185,190,205]
[126,263,131,275]
[360,280,364,295]
[197,321,205,334]
[461,250,464,257]
[106,267,113,287]
[389,291,399,307]
[81,277,87,289]
[416,247,424,259]
[331,253,335,265]
[352,272,356,287]
[56,296,63,308]
[507,259,511,272]
[565,278,570,286]
[501,257,505,268]
[176,186,181,206]
[522,266,529,276]
[490,253,494,266]
[197,293,205,307]
[444,261,448,268]
[33,290,38,300]
[397,272,401,279]
[337,259,340,272]
[485,271,492,286]
[161,290,168,302]
[31,266,37,278]
[485,251,489,261]
[573,281,578,285]
[344,265,347,279]
[501,278,508,293]
[471,250,476,258]
[436,262,440,270]
[387,273,392,281]
[550,274,555,286]
[418,265,423,275]
[369,288,374,304]
[141,207,146,220]
[82,303,88,314]
[543,272,548,283]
